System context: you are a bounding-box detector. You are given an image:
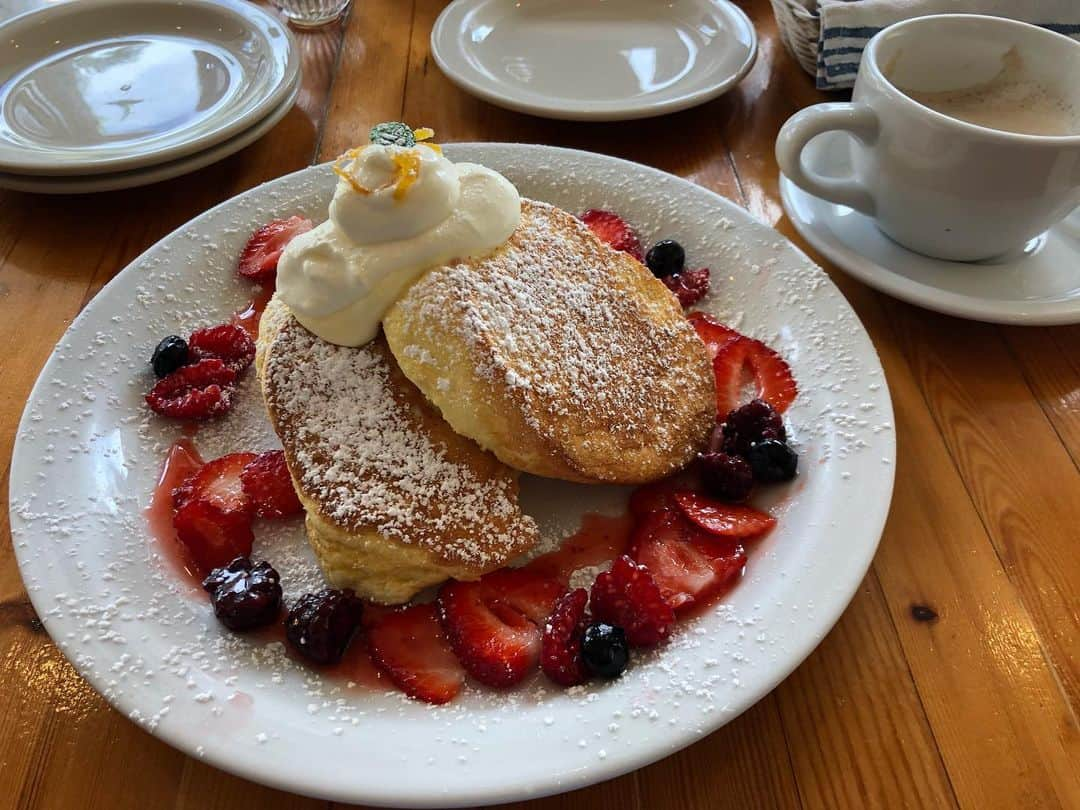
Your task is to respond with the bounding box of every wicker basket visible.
[769,0,821,77]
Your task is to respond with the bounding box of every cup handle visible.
[776,103,880,216]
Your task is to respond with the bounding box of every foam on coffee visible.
[900,50,1079,137]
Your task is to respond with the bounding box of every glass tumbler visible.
[276,0,351,29]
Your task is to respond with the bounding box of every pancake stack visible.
[258,200,715,604]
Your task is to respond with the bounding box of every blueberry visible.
[151,335,188,377]
[747,439,798,483]
[202,557,282,631]
[580,622,629,678]
[699,452,754,502]
[645,239,685,278]
[285,588,364,665]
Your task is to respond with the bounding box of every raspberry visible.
[720,398,787,457]
[541,589,590,687]
[661,267,710,308]
[188,324,255,374]
[589,556,675,647]
[241,450,302,518]
[146,359,236,420]
[698,452,754,502]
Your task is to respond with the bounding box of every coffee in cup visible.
[776,15,1080,262]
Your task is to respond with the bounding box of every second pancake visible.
[383,200,716,484]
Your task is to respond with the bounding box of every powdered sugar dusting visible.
[263,320,536,566]
[391,200,712,478]
[9,147,894,803]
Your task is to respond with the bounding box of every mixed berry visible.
[147,208,802,706]
[203,556,283,631]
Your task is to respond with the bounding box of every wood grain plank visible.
[882,304,1080,714]
[775,576,958,809]
[1001,326,1080,467]
[318,0,417,161]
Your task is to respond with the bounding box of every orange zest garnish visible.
[413,127,435,142]
[332,146,371,195]
[391,150,423,201]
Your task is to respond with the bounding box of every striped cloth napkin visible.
[817,0,1080,89]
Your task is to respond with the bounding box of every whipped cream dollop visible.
[277,142,521,346]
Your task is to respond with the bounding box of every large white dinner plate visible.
[10,144,894,807]
[0,0,299,176]
[431,0,757,121]
[0,76,300,194]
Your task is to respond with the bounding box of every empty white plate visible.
[0,76,299,194]
[780,133,1080,325]
[0,0,299,176]
[431,0,757,121]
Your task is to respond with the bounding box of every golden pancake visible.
[257,295,538,604]
[383,200,716,484]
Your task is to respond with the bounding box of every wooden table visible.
[1,2,1078,808]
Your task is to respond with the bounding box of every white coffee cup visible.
[776,14,1080,262]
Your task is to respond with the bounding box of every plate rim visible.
[0,76,300,195]
[11,143,896,806]
[429,0,758,121]
[0,0,301,176]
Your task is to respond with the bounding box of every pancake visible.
[258,296,539,604]
[383,199,716,484]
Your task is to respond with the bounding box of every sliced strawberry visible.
[579,209,644,262]
[240,450,302,519]
[629,477,690,519]
[673,491,776,538]
[146,358,237,420]
[662,267,710,308]
[541,589,590,687]
[688,313,797,415]
[184,453,257,516]
[589,555,675,647]
[688,312,743,366]
[173,498,254,574]
[368,603,465,705]
[188,324,256,374]
[438,568,563,687]
[237,216,314,286]
[629,509,746,612]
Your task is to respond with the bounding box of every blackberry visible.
[747,439,798,483]
[285,588,364,665]
[202,557,282,631]
[698,452,754,502]
[580,622,629,679]
[721,398,786,457]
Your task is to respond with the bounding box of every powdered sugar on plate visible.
[9,145,894,806]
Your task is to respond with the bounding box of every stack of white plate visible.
[0,0,300,194]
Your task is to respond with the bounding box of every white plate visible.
[0,0,299,176]
[0,77,299,194]
[10,144,894,807]
[430,0,757,121]
[780,132,1080,325]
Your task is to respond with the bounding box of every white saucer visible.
[780,132,1080,325]
[0,77,299,194]
[0,0,299,176]
[430,0,757,121]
